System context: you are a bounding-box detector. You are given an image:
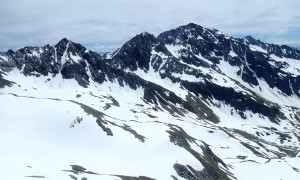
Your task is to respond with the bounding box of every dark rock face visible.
[61,60,89,87]
[109,32,170,71]
[12,46,60,76]
[0,71,14,88]
[181,80,282,123]
[167,126,230,180]
[155,23,300,97]
[244,36,300,59]
[0,38,95,86]
[55,38,87,63]
[157,23,238,70]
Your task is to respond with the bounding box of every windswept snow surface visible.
[0,70,204,180]
[229,50,238,57]
[165,44,185,58]
[249,45,268,54]
[1,67,300,180]
[0,55,9,61]
[270,54,300,77]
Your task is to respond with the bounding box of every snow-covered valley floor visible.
[0,70,300,180]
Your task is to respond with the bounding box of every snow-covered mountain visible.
[1,23,300,180]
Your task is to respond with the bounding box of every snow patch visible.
[270,54,300,76]
[0,55,9,62]
[165,44,185,58]
[229,50,238,57]
[249,45,267,54]
[151,50,168,59]
[70,53,82,62]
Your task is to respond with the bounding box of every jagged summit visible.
[244,35,256,41]
[109,31,160,71]
[55,37,72,46]
[122,31,157,49]
[177,22,205,31]
[157,23,226,43]
[140,31,154,37]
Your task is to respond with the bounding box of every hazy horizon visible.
[1,0,300,52]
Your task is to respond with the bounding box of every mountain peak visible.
[54,38,86,59]
[183,22,204,29]
[55,38,72,48]
[133,32,156,42]
[7,49,15,55]
[244,35,257,42]
[140,31,152,37]
[60,37,70,43]
[157,23,216,46]
[121,32,157,49]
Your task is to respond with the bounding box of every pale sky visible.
[1,0,300,52]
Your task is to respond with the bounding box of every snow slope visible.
[1,68,299,180]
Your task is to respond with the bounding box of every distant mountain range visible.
[0,23,300,180]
